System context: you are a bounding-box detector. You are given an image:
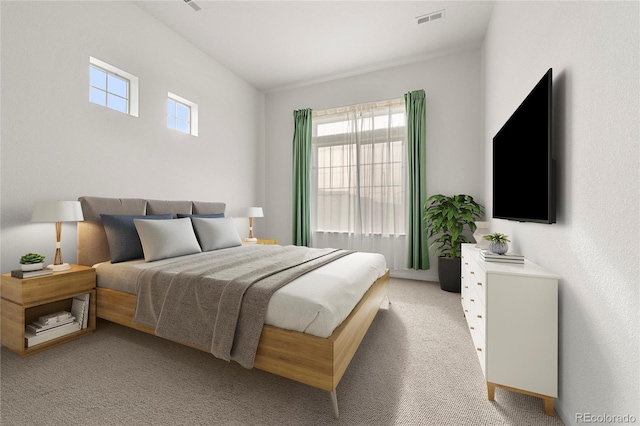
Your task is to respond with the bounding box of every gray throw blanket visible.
[133,245,352,368]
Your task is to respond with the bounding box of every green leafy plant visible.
[423,194,484,259]
[20,253,45,265]
[483,232,510,243]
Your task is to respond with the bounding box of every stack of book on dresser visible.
[24,294,90,347]
[480,250,525,264]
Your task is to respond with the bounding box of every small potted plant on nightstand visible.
[424,194,484,292]
[483,232,510,255]
[20,253,45,271]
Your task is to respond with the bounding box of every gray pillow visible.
[177,213,224,218]
[191,217,242,251]
[101,214,172,263]
[133,217,202,262]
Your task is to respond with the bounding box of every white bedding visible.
[94,246,387,338]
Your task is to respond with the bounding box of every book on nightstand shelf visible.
[480,250,525,264]
[10,268,53,279]
[38,311,73,326]
[24,321,81,347]
[26,316,76,335]
[71,294,90,329]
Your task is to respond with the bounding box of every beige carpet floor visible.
[1,278,565,425]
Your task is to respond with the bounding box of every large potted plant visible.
[424,194,484,292]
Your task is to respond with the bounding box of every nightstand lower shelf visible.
[1,265,96,357]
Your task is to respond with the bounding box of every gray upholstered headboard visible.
[77,196,226,267]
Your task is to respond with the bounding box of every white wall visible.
[6,1,636,422]
[0,1,265,271]
[483,1,639,423]
[264,48,484,280]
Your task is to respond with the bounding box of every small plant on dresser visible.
[483,232,510,255]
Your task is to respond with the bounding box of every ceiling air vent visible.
[416,9,445,25]
[183,0,202,12]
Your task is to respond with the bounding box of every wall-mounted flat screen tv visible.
[492,68,556,224]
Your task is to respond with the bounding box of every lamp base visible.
[47,263,71,272]
[244,237,258,243]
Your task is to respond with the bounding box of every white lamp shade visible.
[31,200,84,222]
[242,207,264,218]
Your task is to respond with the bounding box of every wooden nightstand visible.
[1,264,96,356]
[243,239,278,245]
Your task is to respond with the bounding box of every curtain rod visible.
[312,97,404,117]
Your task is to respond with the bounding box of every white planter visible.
[21,262,43,272]
[489,241,509,255]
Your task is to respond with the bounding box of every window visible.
[89,57,138,117]
[167,92,198,136]
[312,99,406,235]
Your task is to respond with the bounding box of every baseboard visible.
[389,268,438,282]
[554,399,568,425]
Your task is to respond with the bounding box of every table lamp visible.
[242,207,263,242]
[31,200,84,271]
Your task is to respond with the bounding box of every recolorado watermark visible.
[576,413,637,423]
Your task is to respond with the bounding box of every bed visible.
[76,196,390,418]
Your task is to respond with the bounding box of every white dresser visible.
[461,244,559,416]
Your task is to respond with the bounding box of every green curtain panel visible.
[405,90,429,270]
[292,108,312,246]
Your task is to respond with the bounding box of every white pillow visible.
[133,218,202,262]
[191,217,242,251]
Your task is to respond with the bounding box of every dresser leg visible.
[543,396,555,416]
[487,382,496,401]
[487,381,555,416]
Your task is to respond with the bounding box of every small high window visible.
[89,57,139,117]
[167,92,198,136]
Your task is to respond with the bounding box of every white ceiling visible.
[132,0,495,93]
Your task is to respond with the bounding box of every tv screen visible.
[492,68,555,224]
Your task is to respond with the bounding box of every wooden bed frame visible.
[76,196,389,418]
[95,271,389,417]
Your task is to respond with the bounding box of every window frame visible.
[167,92,199,137]
[89,56,139,117]
[311,100,407,236]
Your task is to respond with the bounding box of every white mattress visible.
[94,247,387,338]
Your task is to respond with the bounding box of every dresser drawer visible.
[471,274,485,301]
[467,263,486,305]
[468,296,486,340]
[461,256,474,314]
[470,321,486,375]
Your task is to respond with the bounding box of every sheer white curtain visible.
[310,99,407,269]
